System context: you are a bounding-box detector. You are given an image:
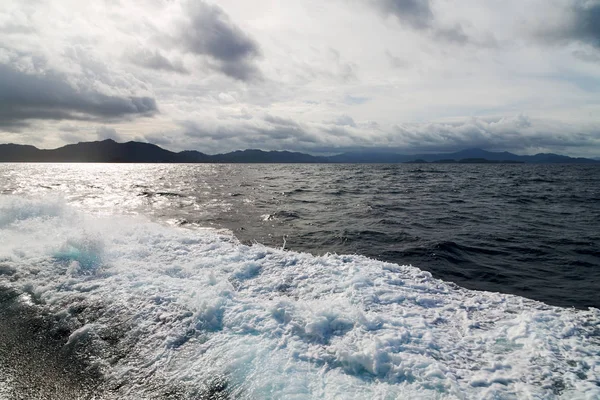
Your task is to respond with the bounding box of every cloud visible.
[573,49,600,62]
[147,114,600,157]
[534,1,600,51]
[283,47,358,85]
[126,48,189,74]
[59,124,79,133]
[331,115,357,127]
[431,24,470,45]
[264,115,302,128]
[96,126,123,142]
[326,48,358,82]
[375,0,434,30]
[168,114,331,153]
[386,115,600,154]
[143,132,176,148]
[344,95,370,105]
[174,1,262,80]
[0,63,158,130]
[385,50,411,68]
[570,1,600,48]
[366,0,471,44]
[0,0,599,157]
[562,1,600,48]
[217,92,237,104]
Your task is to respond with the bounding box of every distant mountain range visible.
[0,139,598,164]
[330,147,599,164]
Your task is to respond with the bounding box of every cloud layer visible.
[0,63,157,130]
[0,0,599,156]
[538,0,600,48]
[173,1,262,80]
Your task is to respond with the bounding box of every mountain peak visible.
[91,139,117,144]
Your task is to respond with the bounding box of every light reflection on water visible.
[1,162,600,309]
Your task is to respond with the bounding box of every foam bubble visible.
[0,195,598,399]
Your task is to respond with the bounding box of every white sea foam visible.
[0,195,598,399]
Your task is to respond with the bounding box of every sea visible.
[0,163,598,399]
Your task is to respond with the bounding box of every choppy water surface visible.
[2,163,598,308]
[0,163,599,399]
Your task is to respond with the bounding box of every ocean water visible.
[0,163,599,399]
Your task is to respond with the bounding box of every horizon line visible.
[2,138,598,159]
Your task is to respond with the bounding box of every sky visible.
[1,0,600,156]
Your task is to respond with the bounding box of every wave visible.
[138,191,187,198]
[0,195,599,399]
[261,210,301,221]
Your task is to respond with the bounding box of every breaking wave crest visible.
[0,195,598,399]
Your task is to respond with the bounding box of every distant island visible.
[405,158,524,164]
[0,139,598,164]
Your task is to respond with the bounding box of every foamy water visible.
[0,195,599,399]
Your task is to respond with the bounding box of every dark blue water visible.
[224,164,600,309]
[2,163,599,308]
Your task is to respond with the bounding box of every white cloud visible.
[0,0,599,156]
[96,126,123,142]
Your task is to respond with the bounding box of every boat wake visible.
[0,195,598,399]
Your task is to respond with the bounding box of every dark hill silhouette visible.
[0,140,597,163]
[0,140,322,163]
[50,140,199,163]
[0,140,198,163]
[210,149,327,163]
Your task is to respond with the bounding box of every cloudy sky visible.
[1,0,600,156]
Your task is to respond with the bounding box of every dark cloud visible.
[376,0,433,29]
[535,1,600,50]
[0,119,29,131]
[566,1,600,48]
[0,63,158,129]
[367,0,474,45]
[176,1,261,80]
[126,49,189,74]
